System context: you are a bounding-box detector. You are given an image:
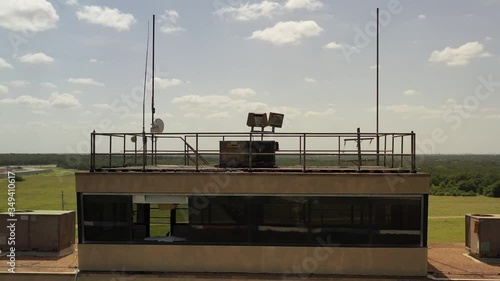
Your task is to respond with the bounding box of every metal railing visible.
[89,129,417,173]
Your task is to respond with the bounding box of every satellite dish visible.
[151,118,164,133]
[131,136,137,143]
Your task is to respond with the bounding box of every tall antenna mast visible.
[151,14,156,165]
[376,8,380,165]
[152,14,156,126]
[142,21,150,134]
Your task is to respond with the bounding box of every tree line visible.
[1,154,499,197]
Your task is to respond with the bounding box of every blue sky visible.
[0,0,499,154]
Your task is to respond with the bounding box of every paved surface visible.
[428,243,500,279]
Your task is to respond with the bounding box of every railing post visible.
[109,135,112,167]
[90,131,95,171]
[183,137,187,166]
[195,133,199,172]
[142,132,147,172]
[357,128,361,172]
[299,136,302,165]
[338,136,341,166]
[123,135,126,166]
[391,134,395,168]
[303,133,306,172]
[383,134,387,167]
[249,133,253,172]
[400,135,404,168]
[411,131,416,172]
[134,135,137,165]
[154,136,158,166]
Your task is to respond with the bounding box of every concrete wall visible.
[76,172,430,195]
[78,244,428,276]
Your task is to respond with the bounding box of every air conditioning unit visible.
[0,210,75,256]
[465,214,500,258]
[219,141,277,168]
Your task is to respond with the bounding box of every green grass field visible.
[0,168,77,212]
[429,195,500,216]
[428,218,464,243]
[2,169,500,243]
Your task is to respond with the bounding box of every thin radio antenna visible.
[376,7,380,165]
[142,21,150,134]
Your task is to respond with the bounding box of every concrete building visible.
[75,128,429,277]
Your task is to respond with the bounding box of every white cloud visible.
[184,112,200,118]
[284,0,324,11]
[159,9,185,34]
[214,0,323,21]
[81,110,93,116]
[418,14,426,20]
[215,1,281,21]
[485,36,493,41]
[429,41,491,66]
[0,95,49,108]
[1,93,80,109]
[403,89,420,96]
[0,85,8,94]
[89,58,103,63]
[0,58,14,69]
[269,106,302,119]
[8,80,30,87]
[369,65,381,70]
[40,82,57,88]
[92,104,112,110]
[160,26,185,34]
[154,77,183,89]
[68,78,105,86]
[229,88,257,97]
[48,93,81,109]
[305,108,335,117]
[304,77,317,83]
[173,95,232,109]
[19,52,54,64]
[66,0,78,5]
[323,41,343,49]
[0,0,59,32]
[250,21,323,45]
[77,6,136,31]
[32,110,48,115]
[26,121,48,127]
[161,9,179,23]
[382,104,441,119]
[484,115,500,120]
[207,112,231,119]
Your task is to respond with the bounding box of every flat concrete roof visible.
[90,165,419,174]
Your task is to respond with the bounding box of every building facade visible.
[76,131,429,277]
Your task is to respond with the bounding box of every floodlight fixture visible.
[268,112,284,132]
[247,113,268,131]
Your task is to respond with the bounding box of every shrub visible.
[14,175,25,182]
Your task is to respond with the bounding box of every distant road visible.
[428,216,463,219]
[0,166,53,178]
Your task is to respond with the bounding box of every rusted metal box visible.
[465,214,500,258]
[0,210,75,255]
[219,141,276,168]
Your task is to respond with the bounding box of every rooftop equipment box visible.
[219,141,276,168]
[0,210,75,255]
[465,214,500,258]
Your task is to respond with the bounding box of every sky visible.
[0,0,499,154]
